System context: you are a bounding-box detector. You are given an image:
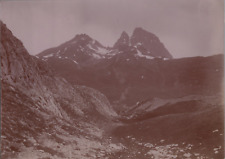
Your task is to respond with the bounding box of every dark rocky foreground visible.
[1,21,224,159]
[2,88,224,159]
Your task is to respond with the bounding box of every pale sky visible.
[0,0,223,57]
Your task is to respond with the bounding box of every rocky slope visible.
[1,21,120,159]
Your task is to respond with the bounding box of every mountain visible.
[0,21,121,159]
[1,21,224,159]
[37,27,172,62]
[35,28,177,106]
[113,31,130,50]
[38,33,112,65]
[130,27,172,58]
[37,34,223,106]
[36,27,224,158]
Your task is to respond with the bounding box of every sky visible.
[0,0,223,58]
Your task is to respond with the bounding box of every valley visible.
[1,21,224,159]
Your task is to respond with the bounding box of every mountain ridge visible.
[37,46,224,106]
[37,27,173,61]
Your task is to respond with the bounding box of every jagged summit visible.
[131,27,159,46]
[132,27,155,37]
[131,27,172,58]
[113,31,130,49]
[38,32,112,63]
[121,31,129,37]
[59,33,104,49]
[72,34,92,43]
[111,27,173,58]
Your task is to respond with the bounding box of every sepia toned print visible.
[0,0,224,158]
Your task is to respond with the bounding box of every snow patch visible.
[163,57,170,60]
[87,44,96,51]
[72,60,78,64]
[136,42,142,46]
[96,47,109,55]
[92,54,101,59]
[183,153,192,158]
[212,129,219,133]
[56,50,60,54]
[43,53,54,58]
[136,50,154,59]
[80,47,84,52]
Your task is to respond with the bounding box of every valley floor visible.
[6,121,224,159]
[3,104,224,159]
[1,86,224,159]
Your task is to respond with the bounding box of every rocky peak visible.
[131,27,159,46]
[74,33,91,41]
[0,21,46,84]
[69,33,93,46]
[113,31,130,50]
[132,27,156,38]
[69,34,103,47]
[131,27,173,58]
[0,21,29,58]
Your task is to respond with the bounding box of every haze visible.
[0,0,223,58]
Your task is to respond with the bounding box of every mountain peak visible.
[131,27,173,58]
[72,33,92,42]
[61,33,105,50]
[132,27,156,39]
[121,31,129,37]
[133,27,146,32]
[113,31,130,49]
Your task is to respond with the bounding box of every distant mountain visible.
[35,27,176,106]
[130,27,172,58]
[38,33,112,65]
[38,27,173,63]
[37,30,223,106]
